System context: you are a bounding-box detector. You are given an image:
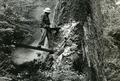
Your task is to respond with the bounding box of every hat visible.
[43,7,51,13]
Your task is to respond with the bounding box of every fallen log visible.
[0,77,12,81]
[0,28,14,32]
[14,43,54,54]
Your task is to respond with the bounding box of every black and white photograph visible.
[0,0,119,81]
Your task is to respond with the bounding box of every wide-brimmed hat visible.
[43,7,51,13]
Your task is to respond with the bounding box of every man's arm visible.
[39,14,45,27]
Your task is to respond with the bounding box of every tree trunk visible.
[53,0,107,81]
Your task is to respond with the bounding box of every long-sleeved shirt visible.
[39,13,50,28]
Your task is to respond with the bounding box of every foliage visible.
[0,0,57,81]
[1,0,120,81]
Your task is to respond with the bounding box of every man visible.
[39,7,51,28]
[38,7,51,48]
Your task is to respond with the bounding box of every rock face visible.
[52,0,107,81]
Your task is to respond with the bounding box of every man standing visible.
[38,7,51,48]
[36,7,53,63]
